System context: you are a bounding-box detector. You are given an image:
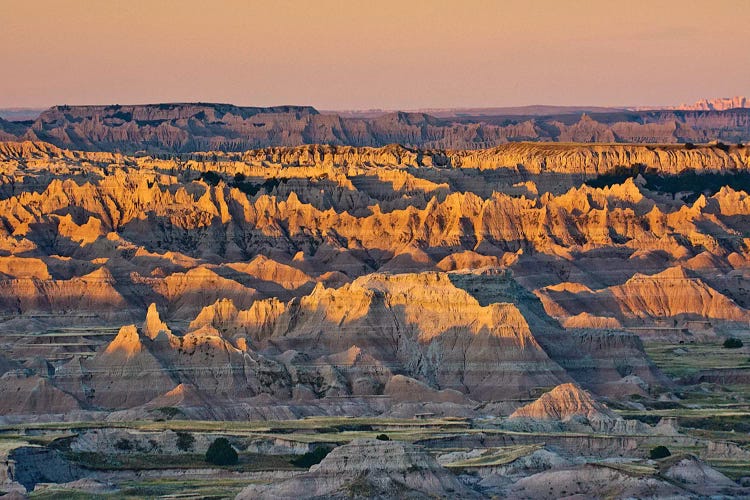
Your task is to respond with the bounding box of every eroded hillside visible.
[0,140,748,419]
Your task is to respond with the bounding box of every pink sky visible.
[2,0,748,109]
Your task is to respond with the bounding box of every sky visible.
[1,0,748,110]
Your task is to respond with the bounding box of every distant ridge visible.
[630,95,749,112]
[2,101,750,153]
[676,96,748,111]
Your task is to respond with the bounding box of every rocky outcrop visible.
[538,266,750,326]
[504,463,688,499]
[510,383,616,422]
[246,272,571,401]
[6,446,84,491]
[677,96,749,111]
[237,439,479,499]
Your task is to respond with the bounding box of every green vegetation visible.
[153,406,184,419]
[376,433,390,441]
[724,338,744,349]
[649,445,671,459]
[199,170,222,186]
[444,445,543,468]
[205,437,238,466]
[290,445,333,468]
[232,176,283,196]
[175,431,195,452]
[9,411,750,497]
[30,478,252,499]
[679,414,750,433]
[584,165,750,203]
[644,341,750,378]
[114,438,133,451]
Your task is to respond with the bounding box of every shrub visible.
[376,434,390,441]
[650,445,671,459]
[291,446,333,468]
[176,431,195,452]
[200,171,222,186]
[205,438,238,466]
[723,338,743,349]
[114,438,133,451]
[155,406,183,419]
[684,142,696,150]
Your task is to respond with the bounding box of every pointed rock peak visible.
[80,266,115,283]
[188,298,239,332]
[647,204,664,217]
[310,281,327,296]
[653,265,691,280]
[326,345,365,366]
[606,176,644,202]
[285,191,301,205]
[105,325,144,357]
[184,266,220,279]
[143,303,171,340]
[510,383,616,421]
[189,324,223,338]
[424,195,439,211]
[249,254,270,266]
[163,383,194,398]
[627,265,691,283]
[692,194,708,210]
[146,383,207,408]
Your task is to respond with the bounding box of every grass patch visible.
[644,341,750,379]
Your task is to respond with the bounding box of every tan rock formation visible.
[510,383,617,422]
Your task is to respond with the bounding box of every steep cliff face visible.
[4,103,750,152]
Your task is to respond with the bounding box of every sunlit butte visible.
[1,0,748,109]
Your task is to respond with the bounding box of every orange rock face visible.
[510,383,617,421]
[0,140,748,416]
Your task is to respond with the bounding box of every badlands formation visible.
[2,103,750,152]
[0,137,749,497]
